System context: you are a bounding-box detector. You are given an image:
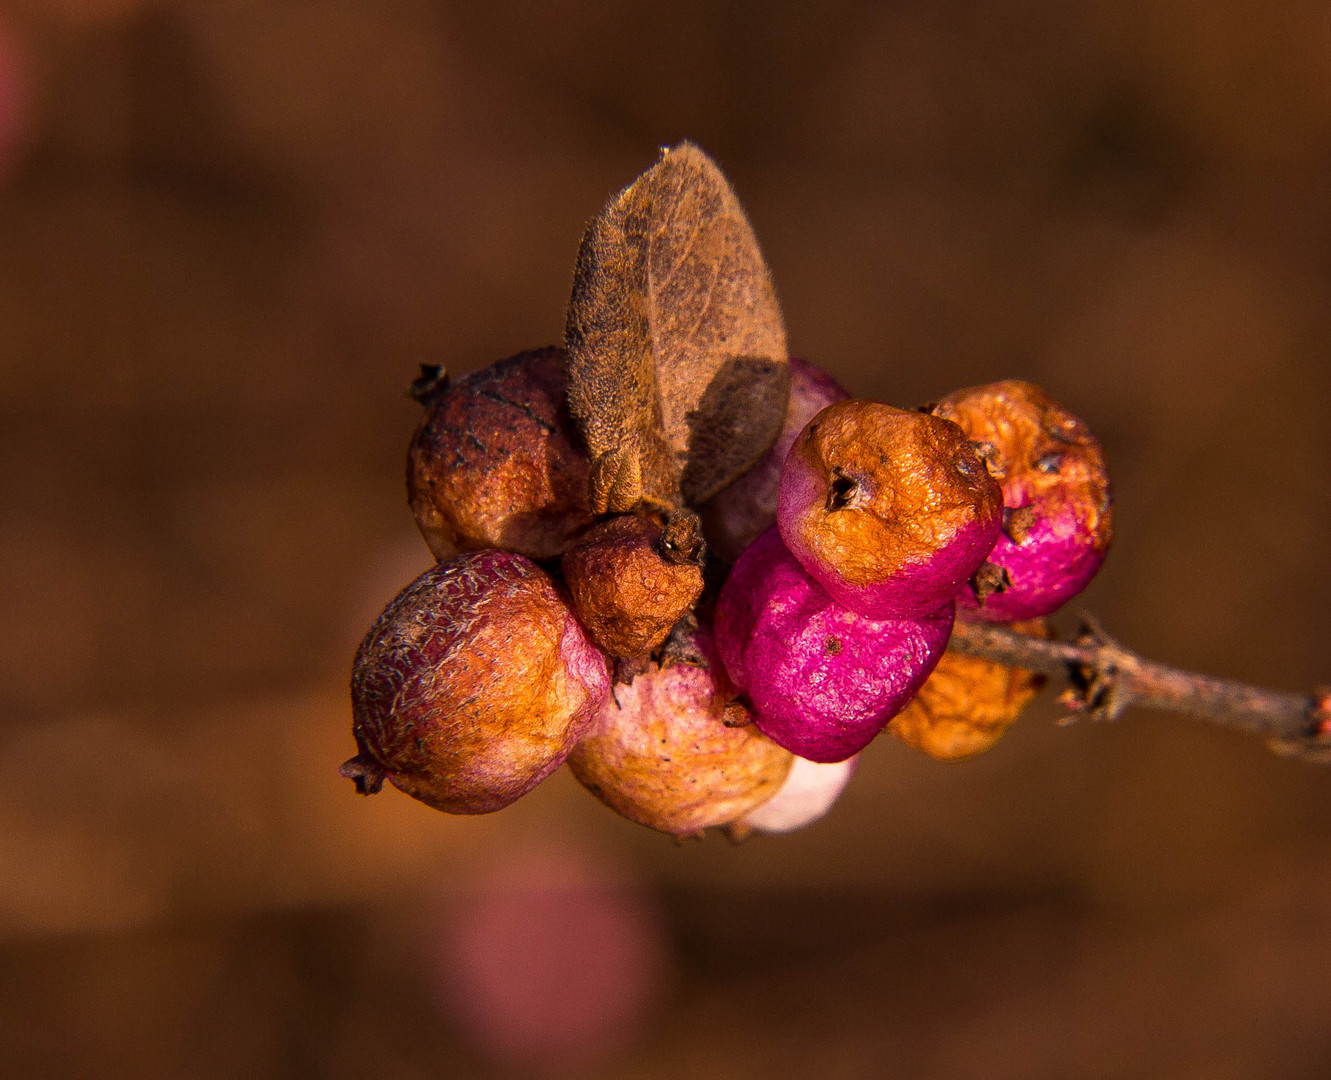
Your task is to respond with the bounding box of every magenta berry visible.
[701,357,849,562]
[777,400,1003,619]
[715,528,954,763]
[932,381,1112,621]
[345,550,610,814]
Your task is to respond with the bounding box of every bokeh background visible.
[4,1,1331,1076]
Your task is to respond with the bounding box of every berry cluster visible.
[343,353,1111,835]
[341,146,1113,837]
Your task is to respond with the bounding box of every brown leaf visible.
[565,142,789,514]
[681,356,792,504]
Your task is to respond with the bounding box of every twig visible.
[946,616,1331,761]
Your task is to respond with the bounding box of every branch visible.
[946,616,1331,761]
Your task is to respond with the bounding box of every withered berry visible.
[778,400,1003,620]
[701,357,849,562]
[887,619,1048,760]
[560,513,705,658]
[407,347,594,561]
[344,550,610,814]
[567,624,792,837]
[931,380,1112,621]
[715,528,954,763]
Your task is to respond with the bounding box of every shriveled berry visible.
[407,347,594,561]
[715,528,954,763]
[561,513,705,658]
[729,754,857,837]
[778,400,1003,619]
[567,625,792,837]
[345,550,610,814]
[701,358,849,562]
[931,381,1112,621]
[887,619,1049,760]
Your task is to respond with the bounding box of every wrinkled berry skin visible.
[715,528,954,763]
[348,550,610,814]
[561,514,704,658]
[732,754,857,836]
[701,358,849,562]
[407,347,594,561]
[888,619,1048,760]
[778,400,1003,620]
[932,380,1112,621]
[567,625,792,836]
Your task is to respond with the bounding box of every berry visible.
[567,624,792,836]
[931,380,1112,620]
[701,357,850,562]
[344,550,610,814]
[730,754,857,836]
[561,513,705,658]
[702,359,846,561]
[407,347,594,561]
[715,528,954,763]
[777,400,1003,619]
[887,619,1048,760]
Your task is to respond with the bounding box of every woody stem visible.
[945,617,1331,759]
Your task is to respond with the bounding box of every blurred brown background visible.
[4,1,1331,1076]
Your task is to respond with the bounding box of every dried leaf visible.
[565,142,789,514]
[681,356,792,504]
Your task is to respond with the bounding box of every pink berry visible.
[345,550,609,814]
[407,347,594,561]
[567,624,792,836]
[715,528,954,763]
[931,381,1112,621]
[701,357,849,561]
[777,400,1003,619]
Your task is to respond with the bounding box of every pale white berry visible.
[738,755,857,834]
